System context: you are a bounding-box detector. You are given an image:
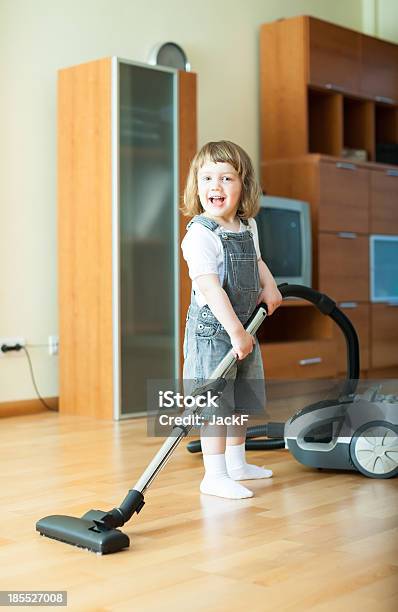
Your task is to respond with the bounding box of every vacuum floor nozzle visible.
[36,510,130,554]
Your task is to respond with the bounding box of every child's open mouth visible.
[209,197,225,205]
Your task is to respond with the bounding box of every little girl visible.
[181,140,282,499]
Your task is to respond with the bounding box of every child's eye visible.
[222,176,232,182]
[200,176,211,181]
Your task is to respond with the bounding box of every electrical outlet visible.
[48,335,59,356]
[0,337,26,355]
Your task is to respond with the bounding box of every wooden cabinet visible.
[308,18,361,94]
[370,167,398,234]
[58,58,196,420]
[371,304,398,368]
[261,154,373,292]
[261,340,337,380]
[361,35,398,103]
[318,161,369,233]
[260,153,398,377]
[318,233,369,302]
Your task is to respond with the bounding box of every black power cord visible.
[1,343,57,412]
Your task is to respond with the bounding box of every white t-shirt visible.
[181,217,262,307]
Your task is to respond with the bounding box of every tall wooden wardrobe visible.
[58,58,196,419]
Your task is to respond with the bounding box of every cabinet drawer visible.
[370,168,398,234]
[319,161,369,233]
[371,303,398,368]
[335,302,369,372]
[308,18,360,94]
[261,340,337,379]
[318,233,369,302]
[361,35,398,103]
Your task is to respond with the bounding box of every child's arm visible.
[195,274,255,360]
[257,259,282,315]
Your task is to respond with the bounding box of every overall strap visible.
[186,215,219,232]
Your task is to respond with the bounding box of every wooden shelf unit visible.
[260,16,398,164]
[259,16,398,381]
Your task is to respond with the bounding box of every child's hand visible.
[230,329,255,360]
[257,284,283,315]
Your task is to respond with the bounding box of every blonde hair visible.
[181,140,261,219]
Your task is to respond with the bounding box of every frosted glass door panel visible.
[119,63,176,416]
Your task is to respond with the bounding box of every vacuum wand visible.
[133,303,267,494]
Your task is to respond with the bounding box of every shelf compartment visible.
[375,103,398,165]
[343,97,374,161]
[257,304,333,344]
[308,88,342,156]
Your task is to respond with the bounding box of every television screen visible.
[255,208,302,277]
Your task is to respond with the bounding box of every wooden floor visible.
[1,411,397,611]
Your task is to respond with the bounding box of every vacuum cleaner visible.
[36,284,398,554]
[187,285,398,482]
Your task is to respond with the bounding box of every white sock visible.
[225,442,273,480]
[200,453,253,499]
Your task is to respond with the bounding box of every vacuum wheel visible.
[350,421,398,479]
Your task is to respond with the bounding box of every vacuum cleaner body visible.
[284,389,398,478]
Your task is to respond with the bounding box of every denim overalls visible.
[183,215,266,420]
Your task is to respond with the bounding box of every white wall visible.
[376,0,398,41]
[362,0,398,39]
[0,0,395,402]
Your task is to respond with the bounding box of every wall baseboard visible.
[0,397,59,418]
